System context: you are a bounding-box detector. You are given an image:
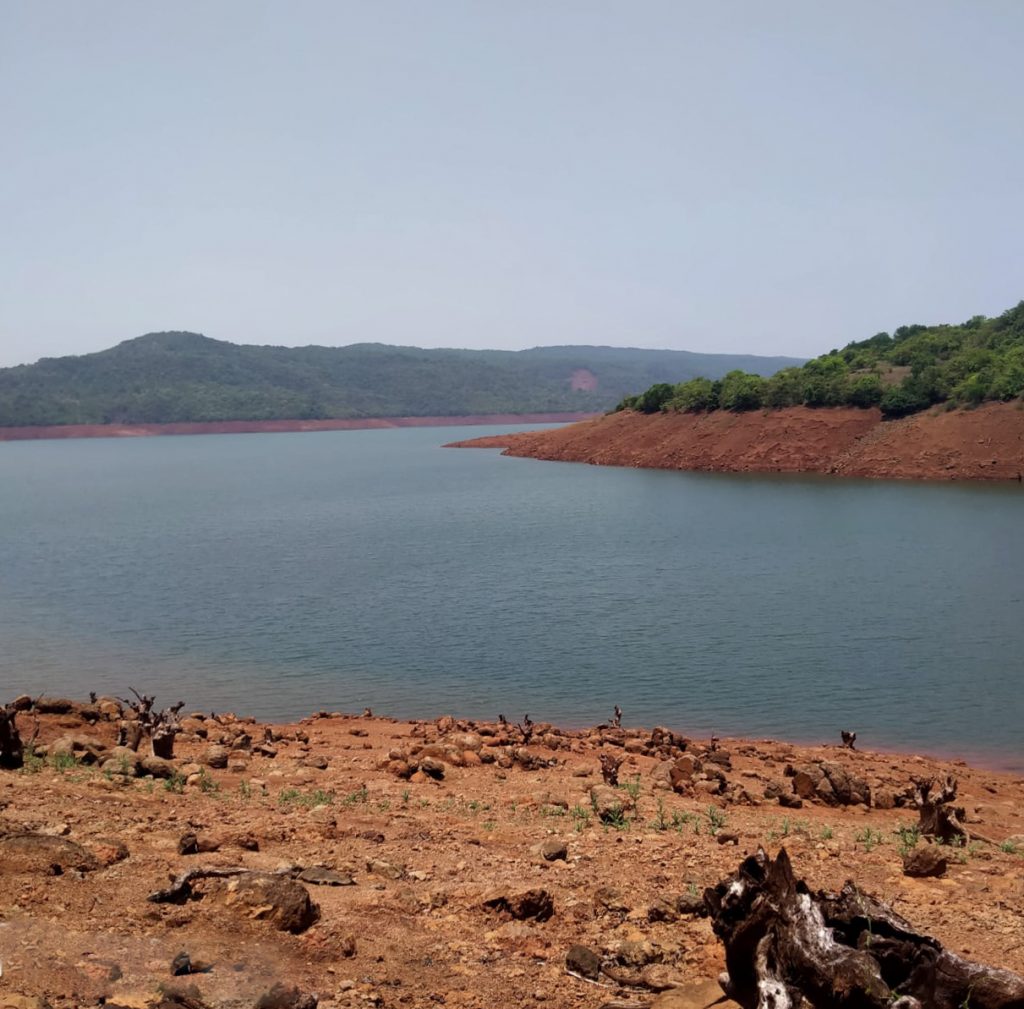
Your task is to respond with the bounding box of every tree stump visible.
[0,703,24,769]
[704,848,1024,1009]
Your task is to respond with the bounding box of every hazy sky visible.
[2,2,1022,367]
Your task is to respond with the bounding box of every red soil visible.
[447,403,1024,482]
[0,413,598,443]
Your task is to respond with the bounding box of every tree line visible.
[616,301,1024,419]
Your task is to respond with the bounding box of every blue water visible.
[2,425,1022,770]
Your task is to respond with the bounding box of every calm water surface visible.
[2,426,1022,770]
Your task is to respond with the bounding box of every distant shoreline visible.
[0,412,594,443]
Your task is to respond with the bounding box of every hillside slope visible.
[0,333,802,427]
[449,402,1024,481]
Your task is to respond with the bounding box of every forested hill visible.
[0,333,803,427]
[618,301,1024,418]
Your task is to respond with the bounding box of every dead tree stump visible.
[0,703,24,769]
[118,689,184,759]
[913,775,971,845]
[600,752,623,786]
[704,848,1024,1009]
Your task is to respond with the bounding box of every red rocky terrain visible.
[1,698,1022,1009]
[447,402,1024,482]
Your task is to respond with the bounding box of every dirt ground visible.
[1,701,1022,1009]
[447,402,1024,482]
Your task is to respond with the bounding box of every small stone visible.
[565,944,601,980]
[539,839,568,862]
[299,866,355,886]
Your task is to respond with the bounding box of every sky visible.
[2,2,1022,368]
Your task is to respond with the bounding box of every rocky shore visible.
[1,697,1022,1009]
[446,402,1024,482]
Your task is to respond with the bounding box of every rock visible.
[589,784,632,823]
[594,886,630,914]
[650,980,740,1009]
[483,888,554,921]
[716,832,740,846]
[50,734,107,763]
[177,832,199,855]
[88,837,129,865]
[792,767,821,800]
[539,839,568,862]
[791,762,870,807]
[565,944,601,980]
[299,866,355,886]
[367,858,405,880]
[0,834,100,874]
[418,756,445,779]
[647,898,679,923]
[0,996,54,1009]
[778,792,803,809]
[106,745,141,773]
[903,846,948,878]
[254,984,318,1009]
[650,760,675,790]
[299,754,328,770]
[669,754,702,793]
[203,744,229,769]
[220,873,320,933]
[140,754,177,779]
[674,892,707,916]
[11,694,33,711]
[873,789,897,810]
[34,696,74,714]
[617,939,662,967]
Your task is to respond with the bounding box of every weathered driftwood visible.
[704,848,1024,1009]
[0,703,24,769]
[914,775,998,847]
[148,866,256,903]
[117,689,185,758]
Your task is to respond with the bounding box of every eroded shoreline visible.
[447,402,1024,482]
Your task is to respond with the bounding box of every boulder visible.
[220,873,320,933]
[203,744,229,769]
[903,846,948,878]
[589,784,632,823]
[0,834,100,874]
[140,754,177,779]
[483,888,554,921]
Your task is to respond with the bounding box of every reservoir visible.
[2,425,1022,770]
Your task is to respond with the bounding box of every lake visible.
[2,425,1022,770]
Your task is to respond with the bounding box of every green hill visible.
[0,334,803,427]
[618,301,1024,418]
